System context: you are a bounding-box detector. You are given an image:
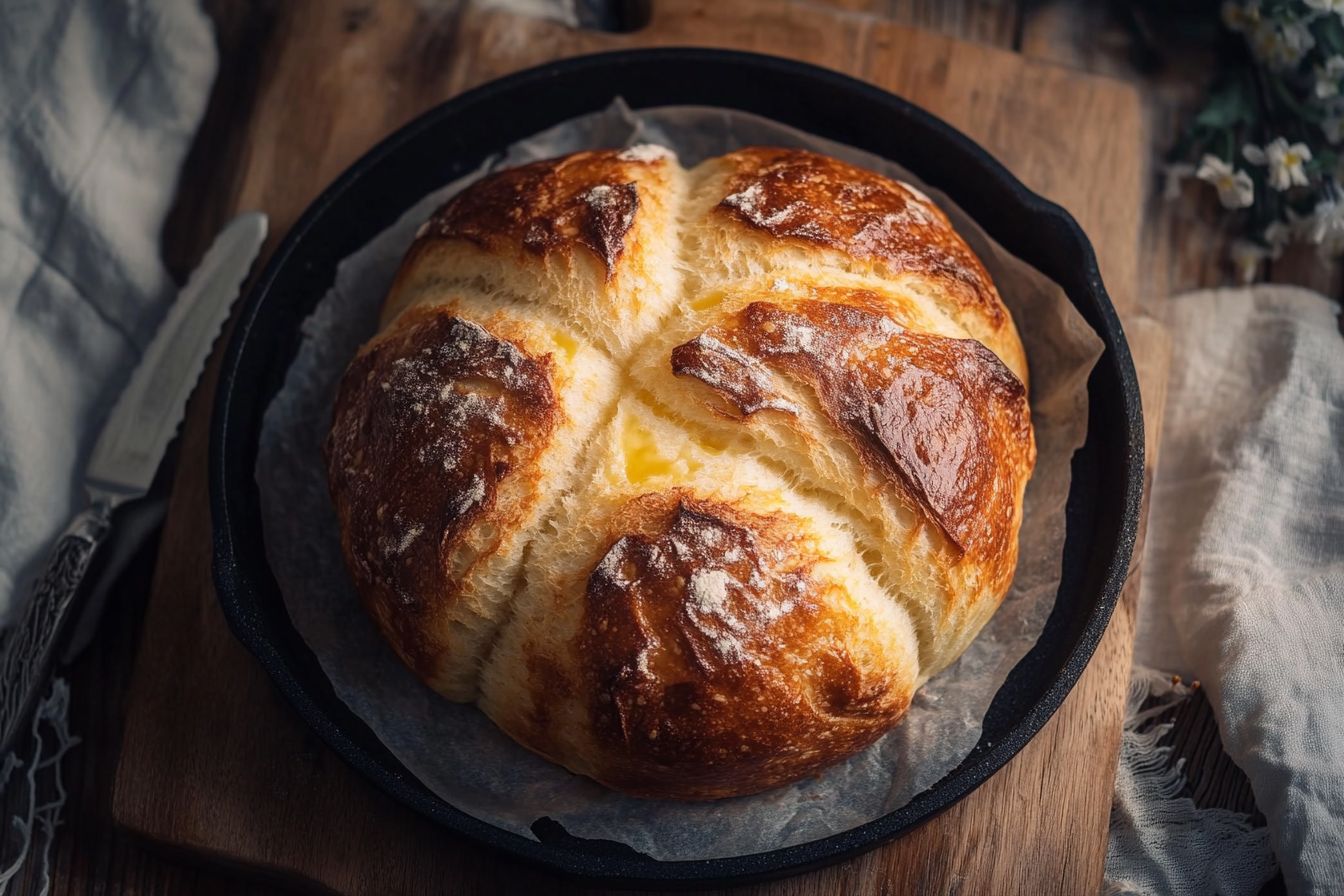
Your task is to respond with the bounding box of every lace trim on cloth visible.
[0,679,79,896]
[1104,667,1277,896]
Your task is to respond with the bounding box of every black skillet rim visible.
[209,47,1144,889]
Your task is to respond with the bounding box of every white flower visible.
[1230,239,1270,284]
[1160,162,1197,201]
[1323,111,1344,144]
[1264,219,1292,259]
[1323,97,1344,143]
[1308,184,1344,257]
[1248,18,1315,70]
[1316,56,1344,98]
[1282,18,1317,57]
[1222,1,1261,32]
[1196,154,1255,208]
[1286,205,1314,239]
[1243,137,1313,190]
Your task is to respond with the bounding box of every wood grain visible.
[1,1,1173,894]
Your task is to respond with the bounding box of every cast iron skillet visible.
[211,48,1143,889]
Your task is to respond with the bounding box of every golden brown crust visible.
[324,305,559,679]
[326,144,1037,801]
[419,150,656,280]
[672,297,1034,568]
[714,147,1008,328]
[575,492,912,800]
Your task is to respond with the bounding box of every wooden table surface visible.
[10,1,1332,893]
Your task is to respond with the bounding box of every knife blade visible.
[0,212,268,757]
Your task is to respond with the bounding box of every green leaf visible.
[1193,82,1258,130]
[1316,13,1344,58]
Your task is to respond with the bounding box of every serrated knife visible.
[0,211,268,757]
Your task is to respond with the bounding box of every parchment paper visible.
[255,101,1105,861]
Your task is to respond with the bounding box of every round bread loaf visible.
[323,145,1036,801]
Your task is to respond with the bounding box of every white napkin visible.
[1107,286,1344,896]
[0,0,217,628]
[0,1,216,888]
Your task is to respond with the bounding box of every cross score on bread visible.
[323,146,1036,801]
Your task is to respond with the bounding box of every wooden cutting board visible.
[113,2,1166,893]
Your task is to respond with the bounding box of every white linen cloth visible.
[1105,286,1344,896]
[0,0,216,627]
[1105,667,1278,896]
[0,1,216,890]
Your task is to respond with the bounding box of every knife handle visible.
[0,500,112,754]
